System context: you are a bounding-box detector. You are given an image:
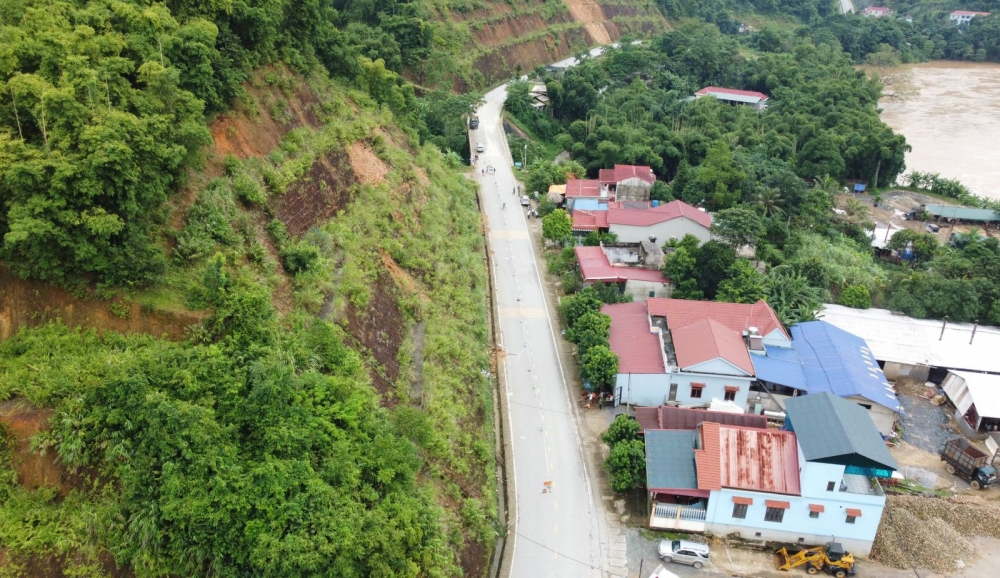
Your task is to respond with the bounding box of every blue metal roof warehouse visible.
[751,320,901,435]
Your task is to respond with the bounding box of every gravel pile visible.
[872,495,998,571]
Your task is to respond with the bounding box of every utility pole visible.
[523,144,527,169]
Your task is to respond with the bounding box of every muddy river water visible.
[878,61,1000,200]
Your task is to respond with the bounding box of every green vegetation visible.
[601,414,645,493]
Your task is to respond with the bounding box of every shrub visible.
[839,285,872,309]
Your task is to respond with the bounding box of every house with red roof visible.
[598,164,656,202]
[861,6,891,17]
[694,87,769,111]
[603,298,789,410]
[644,396,895,556]
[571,199,712,245]
[950,9,991,24]
[577,246,670,300]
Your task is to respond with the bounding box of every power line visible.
[506,398,579,417]
[514,530,609,576]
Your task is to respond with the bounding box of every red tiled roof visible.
[647,298,789,340]
[575,246,668,284]
[602,302,666,374]
[695,86,769,102]
[572,210,609,231]
[718,425,801,496]
[607,200,712,229]
[952,9,990,15]
[671,318,755,375]
[695,422,722,491]
[564,179,605,198]
[599,164,656,185]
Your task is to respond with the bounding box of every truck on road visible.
[941,437,998,489]
[469,115,479,129]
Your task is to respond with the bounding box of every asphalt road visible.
[476,82,606,577]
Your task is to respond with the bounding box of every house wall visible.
[609,218,711,245]
[943,373,973,414]
[763,328,791,348]
[623,279,671,301]
[616,371,752,408]
[847,395,897,436]
[705,456,885,556]
[616,177,652,202]
[882,361,930,382]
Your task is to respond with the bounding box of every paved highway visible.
[476,74,608,577]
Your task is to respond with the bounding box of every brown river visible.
[878,61,1000,201]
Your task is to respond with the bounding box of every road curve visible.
[475,59,611,577]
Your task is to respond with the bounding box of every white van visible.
[476,142,485,153]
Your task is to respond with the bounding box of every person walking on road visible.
[502,202,506,210]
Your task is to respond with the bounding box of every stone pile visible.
[871,495,999,572]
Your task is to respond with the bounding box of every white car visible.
[658,539,710,569]
[476,142,485,153]
[520,195,531,207]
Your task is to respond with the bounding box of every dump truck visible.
[941,437,998,490]
[775,543,856,577]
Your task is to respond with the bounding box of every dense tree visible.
[582,345,619,391]
[605,439,646,492]
[716,260,767,304]
[542,209,573,244]
[712,206,767,252]
[602,414,642,446]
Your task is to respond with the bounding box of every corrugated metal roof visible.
[718,425,801,495]
[645,429,699,491]
[564,179,604,198]
[607,200,712,229]
[576,247,668,284]
[818,304,1000,373]
[648,298,789,340]
[750,321,901,412]
[784,392,897,471]
[572,210,609,231]
[600,164,656,185]
[672,318,755,376]
[636,406,766,431]
[695,86,768,103]
[950,370,1000,419]
[603,302,666,374]
[925,204,1000,222]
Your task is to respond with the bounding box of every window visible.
[724,390,736,401]
[732,504,748,519]
[826,481,836,492]
[809,511,820,519]
[690,383,704,399]
[846,515,856,524]
[764,507,785,523]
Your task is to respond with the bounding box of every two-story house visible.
[950,10,991,24]
[598,164,656,202]
[644,393,895,557]
[604,299,790,409]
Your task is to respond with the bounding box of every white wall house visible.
[951,10,990,24]
[646,394,896,558]
[607,200,712,245]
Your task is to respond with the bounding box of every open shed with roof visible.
[942,370,1000,440]
[750,320,901,435]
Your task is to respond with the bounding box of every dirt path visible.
[564,0,613,45]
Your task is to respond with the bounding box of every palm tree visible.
[756,187,786,217]
[843,197,870,222]
[814,174,840,196]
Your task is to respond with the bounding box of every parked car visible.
[469,115,479,129]
[941,437,998,490]
[476,142,485,153]
[658,539,710,569]
[520,195,530,206]
[925,223,940,233]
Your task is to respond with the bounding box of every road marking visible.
[490,230,529,240]
[499,307,549,319]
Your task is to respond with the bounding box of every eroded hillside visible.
[434,0,669,86]
[0,67,496,577]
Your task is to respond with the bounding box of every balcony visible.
[839,473,884,497]
[649,502,707,532]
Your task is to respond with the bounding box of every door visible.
[668,383,678,402]
[614,386,622,407]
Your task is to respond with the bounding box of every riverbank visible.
[878,61,1000,201]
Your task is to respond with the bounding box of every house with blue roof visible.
[750,320,901,436]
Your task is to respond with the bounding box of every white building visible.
[862,6,891,17]
[694,87,769,111]
[951,10,991,24]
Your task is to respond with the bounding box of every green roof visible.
[925,204,1000,222]
[645,430,698,491]
[784,392,897,472]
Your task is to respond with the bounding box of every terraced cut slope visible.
[435,0,668,85]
